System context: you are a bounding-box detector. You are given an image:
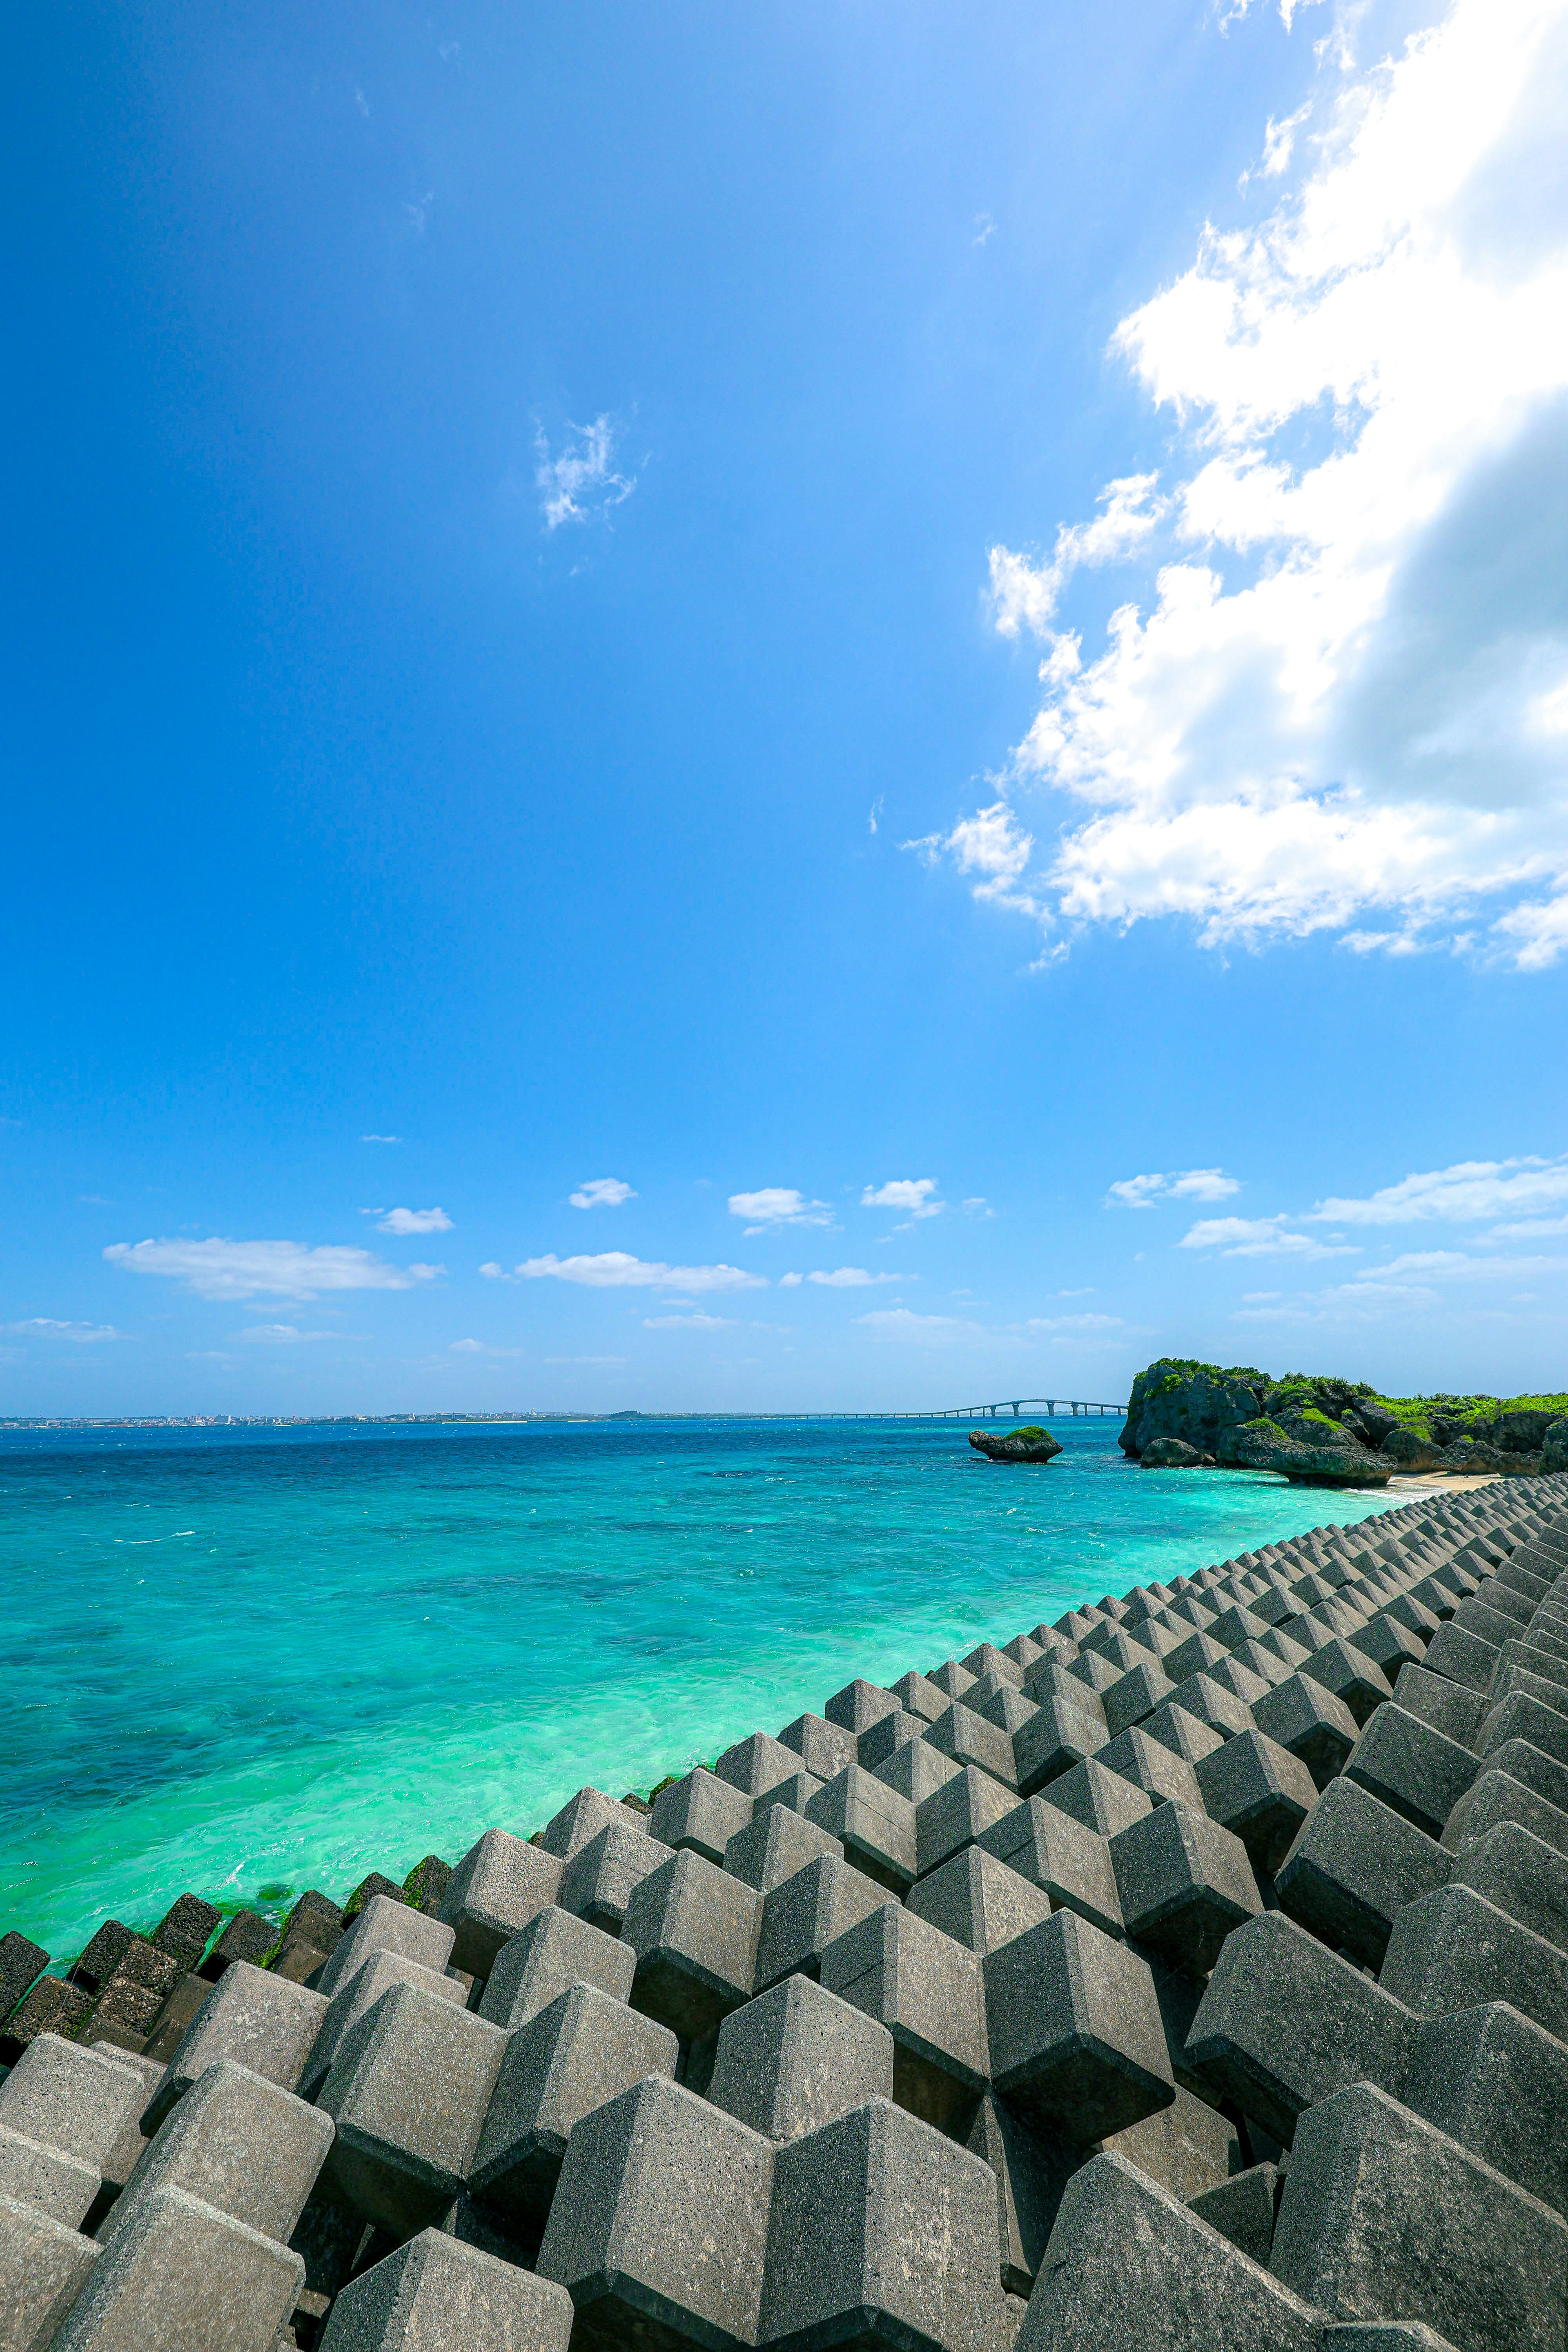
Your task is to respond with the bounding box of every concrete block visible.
[1298,1637,1394,1727]
[1108,1800,1261,1976]
[707,1976,893,2142]
[1011,1697,1105,1799]
[149,1897,220,1977]
[52,2183,304,2352]
[1016,2150,1320,2352]
[0,1934,49,2026]
[1479,1689,1568,1771]
[0,1980,90,2067]
[1276,1777,1453,1969]
[804,1766,917,1893]
[309,1954,470,2110]
[0,2035,147,2174]
[1402,1999,1568,2218]
[907,1847,1054,1956]
[143,1963,328,2134]
[855,1706,926,1771]
[889,1669,949,1724]
[537,2075,773,2351]
[1424,1622,1501,1694]
[1156,1676,1253,1744]
[1185,1911,1418,2147]
[1024,1661,1107,1731]
[964,1640,1025,1688]
[914,1764,1016,1878]
[1064,1650,1121,1698]
[316,1898,456,2003]
[824,1678,901,1736]
[753,1856,898,1994]
[476,1906,634,2031]
[0,2127,99,2230]
[436,1831,562,1980]
[778,1712,857,1784]
[1194,1728,1319,1879]
[316,2226,572,2352]
[753,1770,825,1819]
[0,2192,98,2351]
[1101,1661,1178,1740]
[1379,1884,1568,2042]
[1463,1731,1568,1820]
[1392,1664,1486,1750]
[759,2098,1001,2352]
[1162,1630,1232,1686]
[821,1903,988,2133]
[140,1974,212,2067]
[537,1786,641,1860]
[1080,1626,1167,1674]
[983,1909,1173,2143]
[1352,1613,1427,1680]
[1270,2080,1568,2352]
[105,2059,332,2248]
[556,1818,675,1932]
[1043,1756,1153,1842]
[965,2093,1080,2296]
[1188,2163,1278,2265]
[82,1941,180,2055]
[723,1804,841,1895]
[924,1703,1018,1790]
[976,1687,1038,1740]
[1450,1818,1568,1949]
[869,1736,961,1807]
[648,1769,755,1869]
[467,1983,678,2231]
[621,1849,762,2043]
[976,1797,1124,1940]
[1202,1653,1275,1709]
[317,1982,510,2238]
[1097,1726,1205,1813]
[1254,1673,1362,1788]
[197,1912,276,1982]
[1442,1767,1568,1861]
[714,1733,806,1802]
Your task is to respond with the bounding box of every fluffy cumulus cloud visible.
[728,1188,835,1234]
[1180,1215,1357,1258]
[368,1206,453,1235]
[534,416,637,530]
[513,1252,765,1293]
[570,1178,636,1209]
[920,0,1568,963]
[1107,1168,1240,1208]
[104,1238,443,1302]
[861,1179,944,1220]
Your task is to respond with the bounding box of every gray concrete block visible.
[1391,1663,1486,1751]
[1043,1756,1154,1841]
[1462,1731,1568,1821]
[1425,1621,1502,1694]
[753,1770,826,1820]
[824,1678,901,1736]
[1185,1911,1418,2148]
[1450,1818,1568,1949]
[1097,2078,1240,2205]
[1024,1660,1107,1730]
[984,1909,1173,2144]
[476,1905,634,2031]
[965,2093,1080,2296]
[621,1849,762,2043]
[1270,2080,1568,2352]
[140,1973,213,2067]
[149,1897,220,1978]
[1479,1689,1568,1771]
[436,1831,562,1980]
[0,2126,99,2230]
[537,2074,773,2351]
[1155,1676,1253,1744]
[1298,1637,1394,1726]
[804,1766,918,1893]
[714,1733,806,1802]
[142,1964,328,2135]
[468,1983,678,2231]
[1442,1766,1568,1863]
[1064,1649,1122,1698]
[820,1903,988,2133]
[1108,1800,1261,1976]
[1188,2163,1278,2265]
[1101,1661,1178,1740]
[1402,1999,1568,2218]
[777,1712,857,1783]
[305,1953,468,2101]
[723,1804,841,1895]
[0,2035,147,2176]
[976,1797,1124,1940]
[976,1686,1038,1739]
[105,2059,332,2249]
[854,1706,926,1772]
[707,1976,893,2143]
[1379,1884,1568,2042]
[316,2226,573,2352]
[914,1764,1016,1878]
[1254,1673,1361,1788]
[317,1982,510,2239]
[760,2097,1001,2352]
[316,1898,456,2003]
[907,1847,1054,1957]
[556,1817,675,1933]
[1203,1653,1276,1709]
[1011,1698,1105,1800]
[1162,1629,1232,1686]
[1194,1728,1319,1879]
[538,1785,642,1860]
[889,1669,949,1724]
[1275,1777,1452,1969]
[964,1640,1025,1688]
[753,1856,897,1994]
[924,1703,1018,1790]
[0,2191,98,2351]
[53,2182,304,2352]
[1016,2150,1320,2352]
[196,1912,277,1983]
[1097,1725,1206,1812]
[869,1736,960,1807]
[648,1768,755,1869]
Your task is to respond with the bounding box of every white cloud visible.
[642,1312,735,1329]
[1027,1312,1125,1330]
[360,1134,402,1144]
[855,1308,985,1343]
[3,1318,120,1343]
[448,1338,524,1355]
[778,1271,803,1287]
[728,1188,835,1234]
[1107,1168,1240,1208]
[478,1262,506,1281]
[570,1178,636,1210]
[861,1179,945,1219]
[370,1206,453,1236]
[1311,1153,1568,1225]
[233,1324,334,1345]
[806,1267,905,1287]
[104,1238,443,1302]
[516,1252,765,1293]
[535,416,637,530]
[1179,1215,1357,1258]
[924,0,1568,964]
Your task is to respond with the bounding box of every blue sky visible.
[4,0,1568,1415]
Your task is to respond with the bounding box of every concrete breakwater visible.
[4,1474,1568,2350]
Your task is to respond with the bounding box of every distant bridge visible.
[796,1398,1127,1423]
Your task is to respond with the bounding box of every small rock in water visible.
[968,1426,1063,1464]
[1140,1437,1214,1469]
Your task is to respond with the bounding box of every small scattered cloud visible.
[105,1238,443,1302]
[973,212,996,247]
[1310,1155,1568,1228]
[361,1135,402,1145]
[479,1262,507,1281]
[404,190,434,234]
[516,1252,765,1294]
[449,1338,524,1355]
[233,1325,334,1346]
[855,1307,985,1344]
[988,473,1165,640]
[1179,1216,1356,1260]
[778,1272,804,1288]
[728,1188,834,1234]
[570,1178,636,1210]
[1026,1312,1125,1330]
[3,1317,120,1343]
[861,1179,944,1221]
[1107,1169,1240,1209]
[78,1194,112,1207]
[643,1312,734,1330]
[544,1354,627,1367]
[806,1267,906,1288]
[868,797,884,835]
[368,1206,453,1236]
[535,416,637,531]
[962,1197,994,1218]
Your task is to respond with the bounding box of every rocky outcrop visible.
[1216,1417,1395,1488]
[968,1425,1063,1463]
[1118,1361,1267,1459]
[1545,1419,1568,1473]
[1139,1437,1214,1468]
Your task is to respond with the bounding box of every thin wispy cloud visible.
[366,1206,453,1236]
[233,1324,334,1345]
[1310,1154,1568,1227]
[105,1238,443,1302]
[535,416,637,530]
[4,1317,120,1343]
[728,1188,834,1234]
[643,1312,734,1329]
[361,1135,402,1145]
[1107,1169,1240,1209]
[513,1251,765,1294]
[1180,1215,1356,1260]
[570,1178,636,1209]
[804,1267,905,1287]
[855,1307,984,1343]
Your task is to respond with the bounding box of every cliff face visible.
[1119,1361,1268,1460]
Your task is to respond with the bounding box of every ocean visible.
[2,1416,1413,1958]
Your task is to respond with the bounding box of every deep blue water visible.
[0,1417,1411,1956]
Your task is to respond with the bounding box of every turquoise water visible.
[2,1418,1412,1958]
